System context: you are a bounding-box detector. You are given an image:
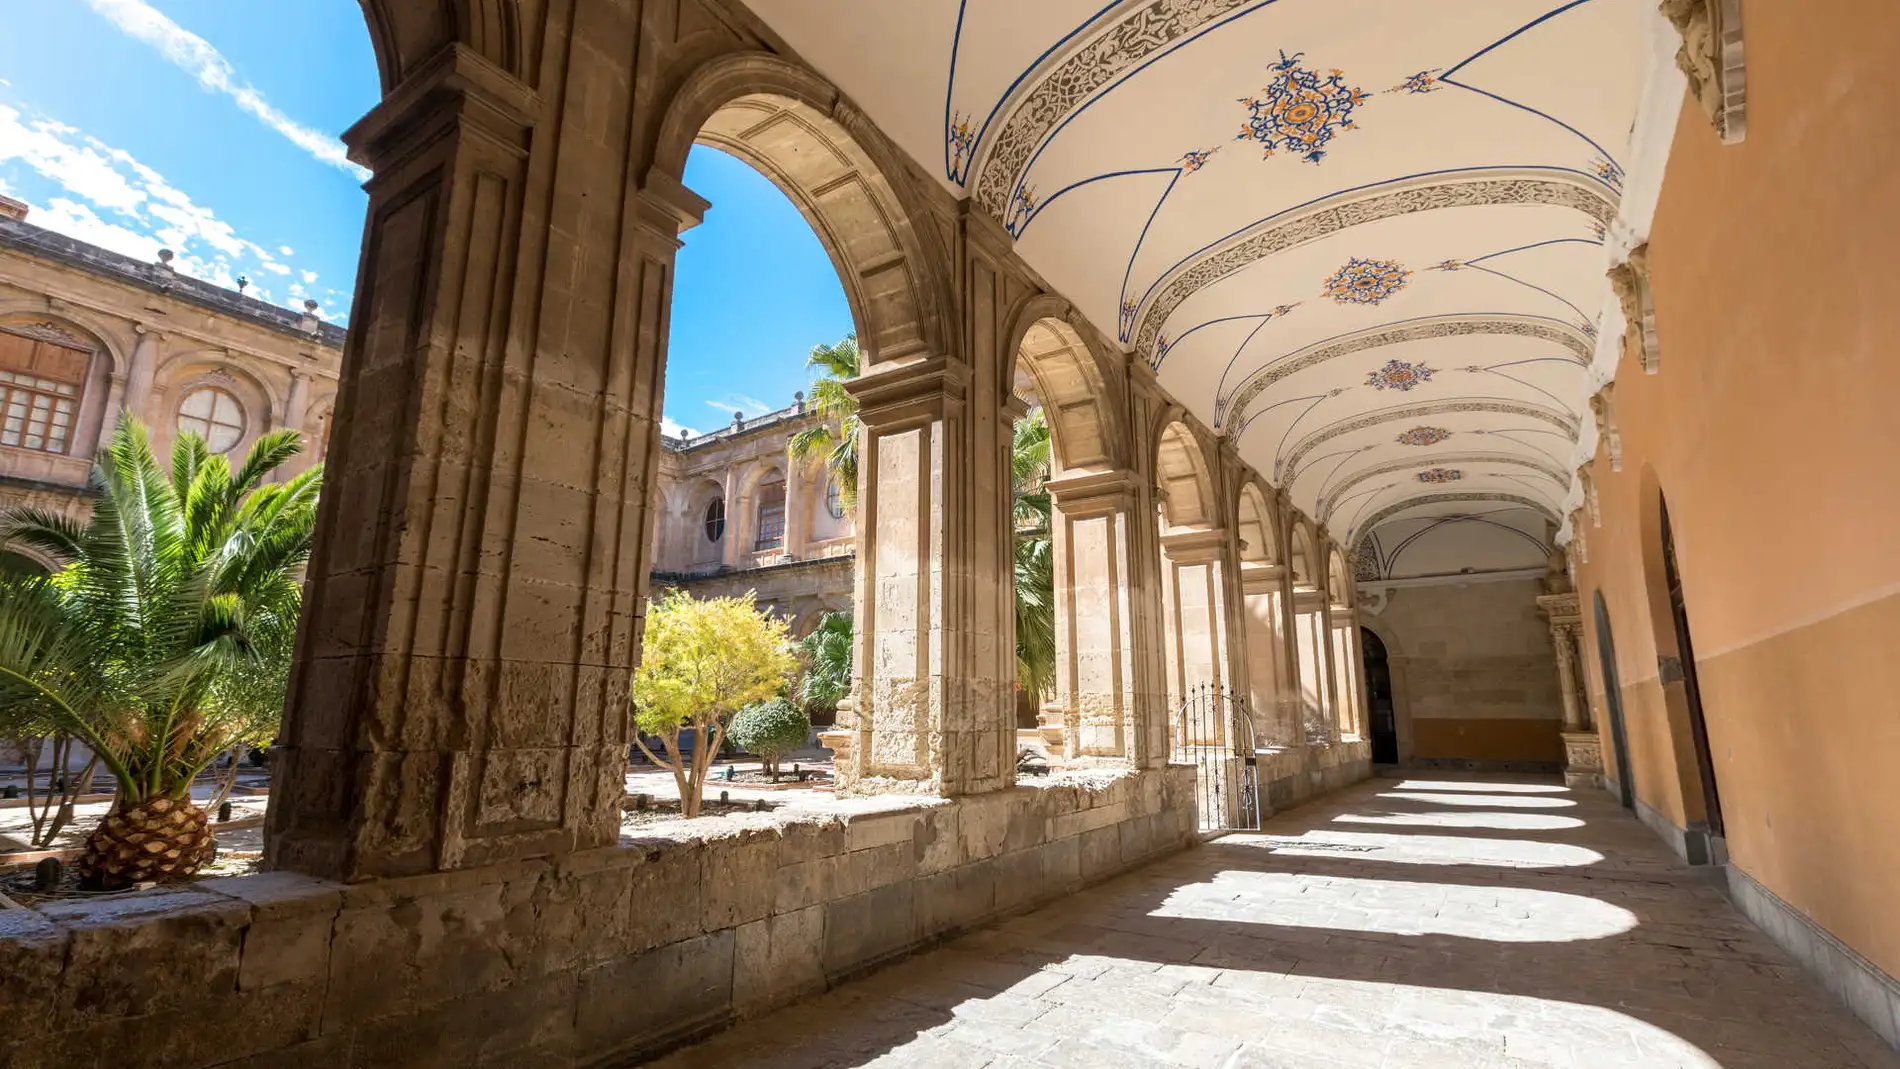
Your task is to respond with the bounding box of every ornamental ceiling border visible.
[1321,451,1568,526]
[1354,492,1558,542]
[1282,399,1577,484]
[970,0,1257,214]
[1134,171,1616,362]
[1220,314,1592,428]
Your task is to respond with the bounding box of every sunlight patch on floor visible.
[1155,871,1638,942]
[1333,810,1586,831]
[1392,779,1571,794]
[1220,828,1604,868]
[1381,790,1577,809]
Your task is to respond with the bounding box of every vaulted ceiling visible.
[746,0,1655,556]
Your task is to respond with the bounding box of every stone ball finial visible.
[157,248,174,266]
[303,299,319,313]
[237,275,250,294]
[733,411,744,426]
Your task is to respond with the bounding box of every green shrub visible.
[728,697,811,779]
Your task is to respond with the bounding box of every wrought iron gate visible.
[1170,683,1259,833]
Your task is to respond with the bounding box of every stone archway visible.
[651,53,952,369]
[1235,481,1295,747]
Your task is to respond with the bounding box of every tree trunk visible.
[206,742,246,811]
[44,752,98,848]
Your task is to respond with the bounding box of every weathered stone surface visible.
[0,767,1199,1067]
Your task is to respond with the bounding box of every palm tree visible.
[787,332,861,510]
[0,418,320,889]
[1012,408,1057,701]
[797,609,853,717]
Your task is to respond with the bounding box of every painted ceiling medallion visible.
[1235,51,1367,164]
[1396,426,1451,447]
[1324,257,1410,306]
[1416,468,1464,484]
[1365,359,1436,392]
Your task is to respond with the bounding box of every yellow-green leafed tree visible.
[631,592,797,817]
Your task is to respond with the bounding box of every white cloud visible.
[279,245,294,256]
[301,269,318,284]
[80,0,370,181]
[0,103,336,315]
[706,394,773,418]
[661,417,699,440]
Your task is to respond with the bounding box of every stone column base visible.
[1562,730,1604,789]
[816,729,855,790]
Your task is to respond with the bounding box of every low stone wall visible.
[0,765,1197,1068]
[1258,739,1372,812]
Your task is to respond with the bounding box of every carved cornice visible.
[971,0,1255,214]
[1589,385,1622,472]
[1135,173,1616,361]
[1606,243,1660,374]
[0,319,90,349]
[1660,0,1747,143]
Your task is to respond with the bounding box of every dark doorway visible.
[1361,628,1398,764]
[1592,591,1636,809]
[1661,499,1724,835]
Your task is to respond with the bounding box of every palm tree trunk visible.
[205,742,246,811]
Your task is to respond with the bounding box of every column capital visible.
[1536,591,1582,625]
[343,42,540,174]
[846,356,972,430]
[1159,526,1228,564]
[1044,467,1141,515]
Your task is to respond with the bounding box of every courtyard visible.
[654,775,1899,1069]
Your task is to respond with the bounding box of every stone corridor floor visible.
[648,773,1900,1069]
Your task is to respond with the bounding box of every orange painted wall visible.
[1576,0,1900,979]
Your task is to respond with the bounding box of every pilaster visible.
[269,10,676,879]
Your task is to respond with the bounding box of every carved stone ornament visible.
[1590,385,1622,473]
[1606,244,1660,374]
[1580,467,1602,527]
[0,319,89,348]
[1659,0,1747,143]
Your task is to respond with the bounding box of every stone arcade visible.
[6,0,1900,1066]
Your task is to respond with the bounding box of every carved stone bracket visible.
[1606,243,1660,374]
[1590,384,1623,473]
[1660,0,1747,143]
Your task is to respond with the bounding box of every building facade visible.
[0,197,344,547]
[648,399,854,635]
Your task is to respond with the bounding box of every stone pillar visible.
[1158,528,1234,710]
[267,25,696,879]
[1292,588,1331,745]
[1538,591,1604,788]
[100,326,161,452]
[1043,468,1146,761]
[721,463,744,568]
[833,357,1014,796]
[1239,563,1295,747]
[783,450,809,559]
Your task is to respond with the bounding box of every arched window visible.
[755,476,786,551]
[0,325,87,455]
[703,496,726,543]
[176,386,246,454]
[825,476,845,519]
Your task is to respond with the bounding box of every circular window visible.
[825,477,846,519]
[703,496,726,543]
[175,386,245,454]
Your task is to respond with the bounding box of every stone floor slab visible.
[645,774,1900,1068]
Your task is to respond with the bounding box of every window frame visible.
[703,496,726,543]
[175,384,248,455]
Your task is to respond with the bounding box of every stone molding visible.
[1320,451,1569,526]
[1351,492,1560,544]
[1606,243,1661,374]
[1726,863,1900,1051]
[1660,0,1748,144]
[1282,399,1577,485]
[1590,385,1623,472]
[1136,173,1616,361]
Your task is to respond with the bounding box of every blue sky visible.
[0,0,850,441]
